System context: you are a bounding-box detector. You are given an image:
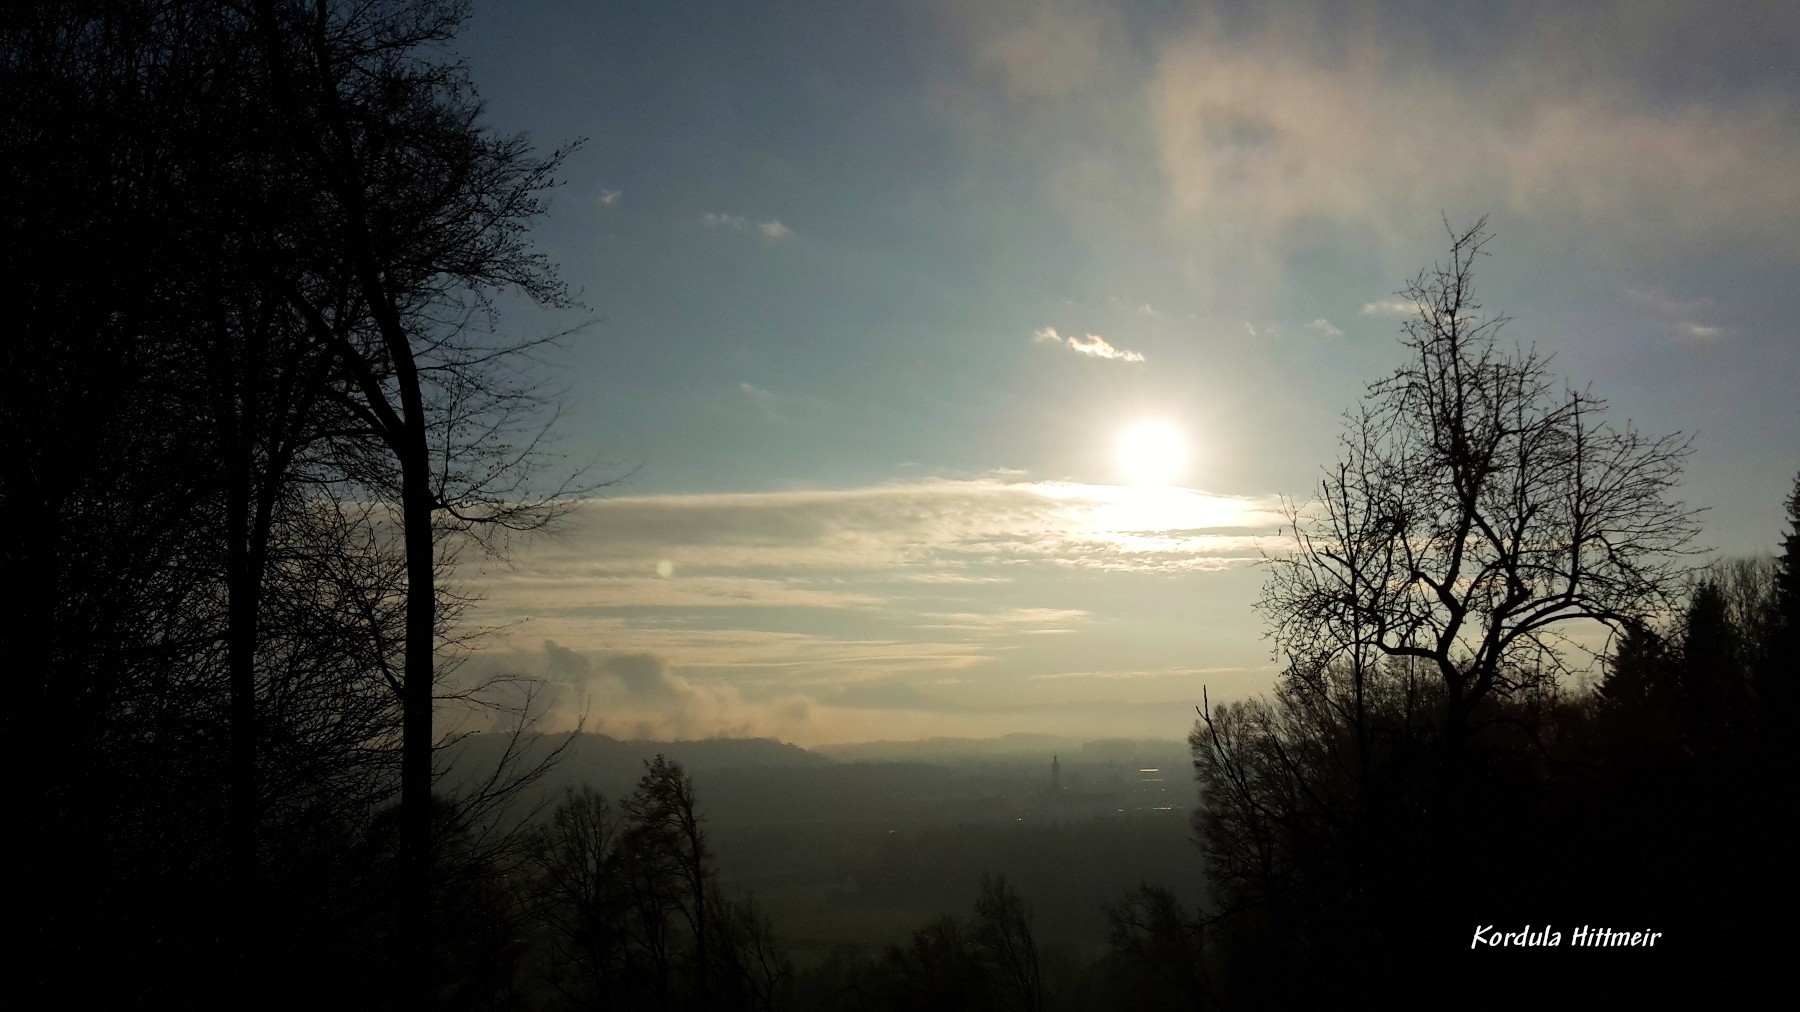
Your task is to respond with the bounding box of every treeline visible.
[777,879,1208,1012]
[4,3,577,1008]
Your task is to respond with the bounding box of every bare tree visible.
[710,887,794,1012]
[239,1,592,994]
[527,786,629,1006]
[1258,217,1702,754]
[1104,883,1213,1011]
[1190,220,1705,998]
[624,754,716,1004]
[973,873,1042,1012]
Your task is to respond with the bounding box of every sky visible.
[441,0,1800,746]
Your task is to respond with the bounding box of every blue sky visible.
[444,1,1800,745]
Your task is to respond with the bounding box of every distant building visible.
[1050,753,1061,794]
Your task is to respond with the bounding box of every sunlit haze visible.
[1117,422,1188,486]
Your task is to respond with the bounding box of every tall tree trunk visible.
[399,446,436,1005]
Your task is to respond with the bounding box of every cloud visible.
[738,381,780,419]
[453,478,1288,741]
[920,607,1089,636]
[1149,8,1800,250]
[1625,287,1714,319]
[703,212,792,239]
[1361,300,1417,317]
[1307,318,1343,337]
[1033,326,1145,363]
[1029,665,1251,682]
[486,574,884,613]
[1067,333,1144,361]
[481,478,1282,590]
[481,641,812,740]
[1626,286,1725,340]
[462,478,1284,656]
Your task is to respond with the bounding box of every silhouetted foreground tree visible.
[1755,477,1799,761]
[3,2,578,1006]
[1191,221,1782,1004]
[524,757,792,1011]
[1259,217,1700,757]
[240,2,585,992]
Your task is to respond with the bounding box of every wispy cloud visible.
[1625,287,1714,319]
[485,574,883,614]
[703,212,793,239]
[1307,318,1343,337]
[738,381,780,419]
[920,607,1089,635]
[1627,286,1726,340]
[1029,665,1251,682]
[458,478,1284,742]
[1361,300,1417,318]
[1033,326,1146,363]
[485,478,1282,589]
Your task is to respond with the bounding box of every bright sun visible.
[1117,421,1186,486]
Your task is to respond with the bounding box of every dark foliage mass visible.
[4,2,577,1008]
[1184,226,1791,1005]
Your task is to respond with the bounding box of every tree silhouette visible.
[236,2,586,994]
[623,754,716,1004]
[1194,219,1708,999]
[1258,217,1701,755]
[1103,884,1212,1011]
[973,873,1043,1012]
[4,3,583,1004]
[1761,474,1800,759]
[525,762,792,1010]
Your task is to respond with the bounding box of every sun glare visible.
[1117,421,1186,486]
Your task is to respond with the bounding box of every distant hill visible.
[440,731,829,814]
[814,733,1189,764]
[440,730,1194,830]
